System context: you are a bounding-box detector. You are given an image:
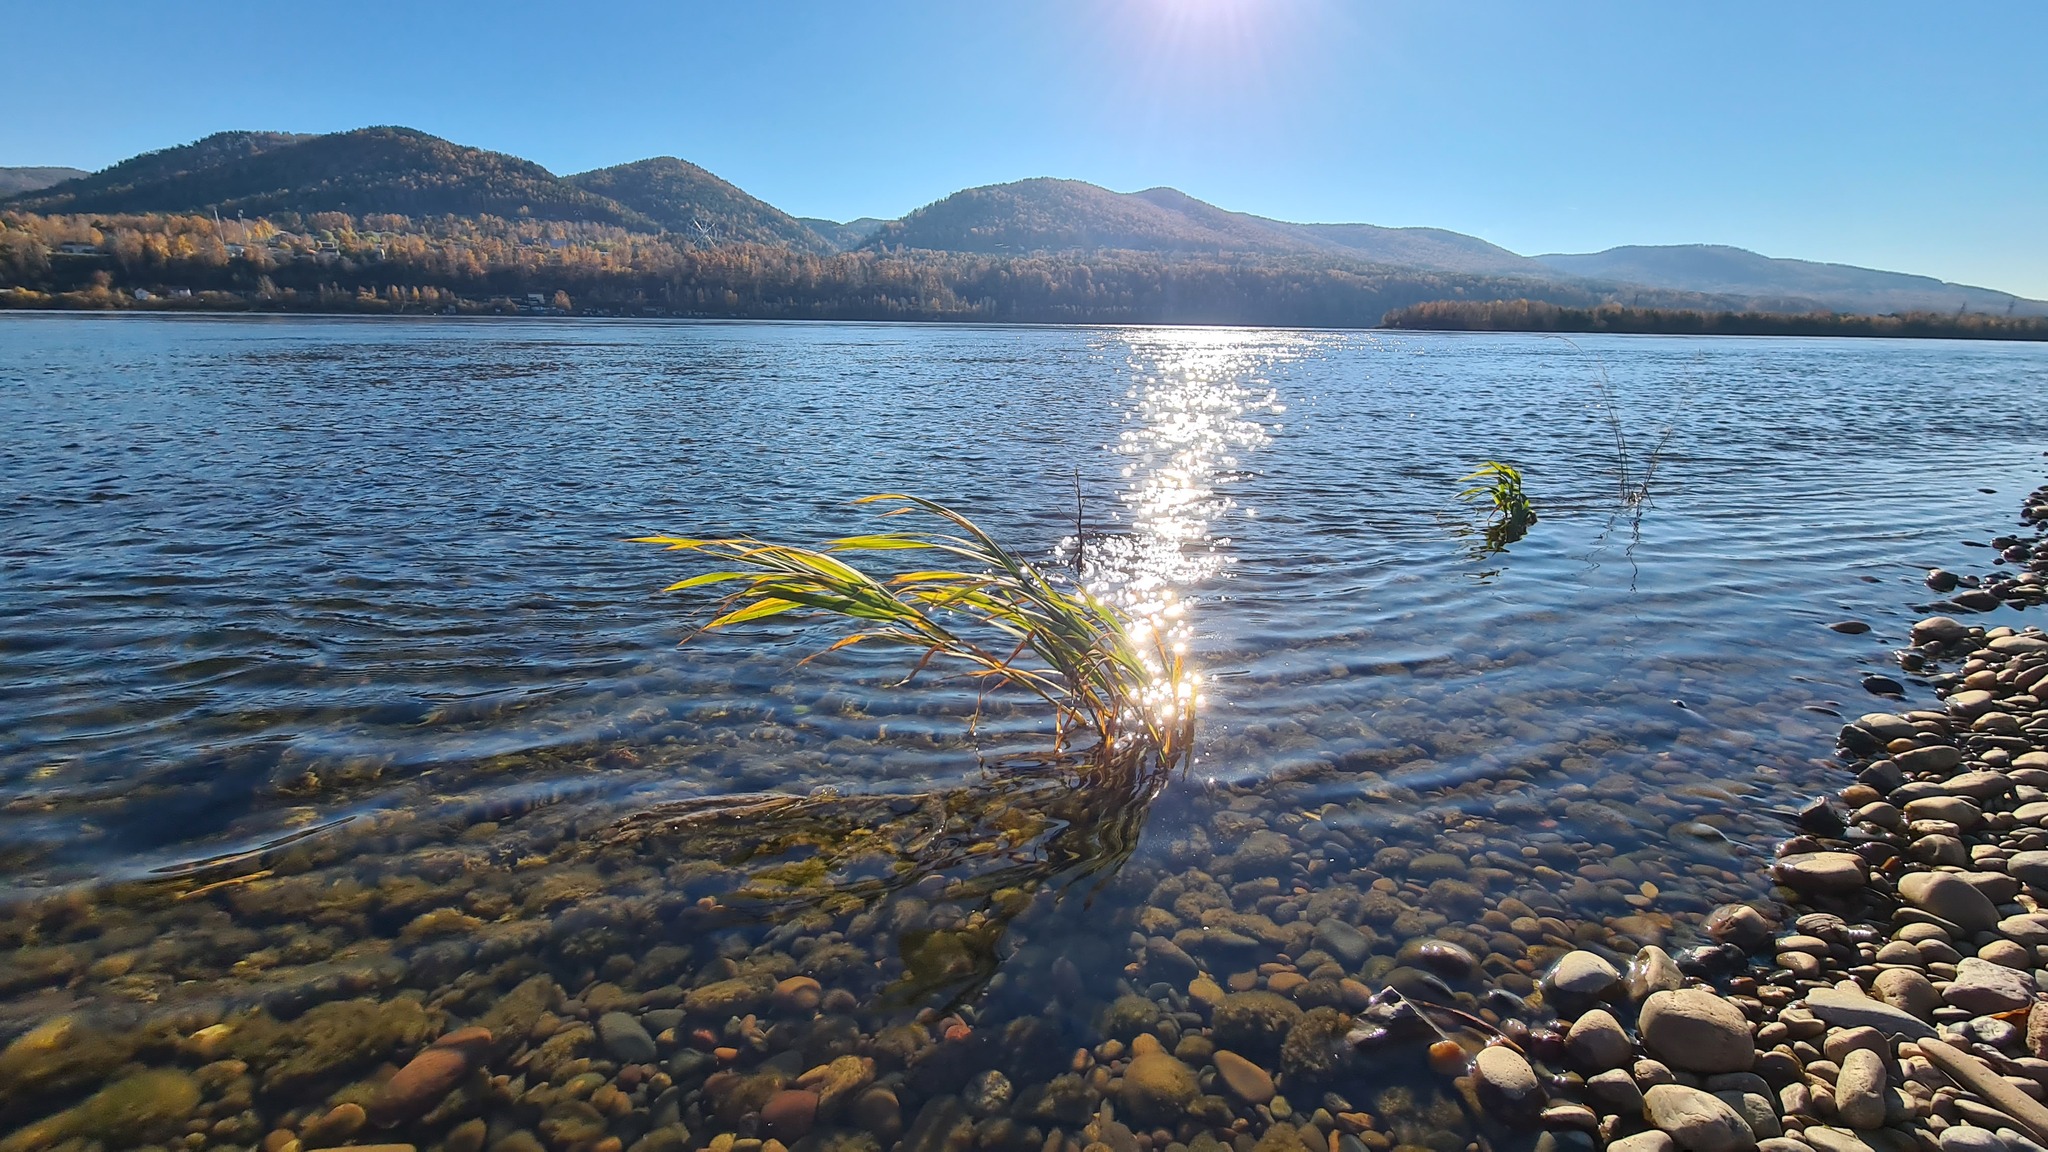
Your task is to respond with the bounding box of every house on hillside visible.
[55,242,100,255]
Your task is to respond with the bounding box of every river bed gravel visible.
[7,319,2048,1152]
[2,475,2044,1152]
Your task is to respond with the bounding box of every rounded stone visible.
[772,977,822,1015]
[1120,1053,1198,1125]
[1913,617,1968,645]
[1211,1048,1275,1105]
[1473,1045,1545,1125]
[761,1090,818,1140]
[2008,852,2048,888]
[1834,1048,1887,1130]
[1941,1126,2012,1152]
[1639,989,1755,1074]
[1563,1009,1632,1072]
[1544,950,1622,1001]
[1704,905,1774,951]
[1770,853,1869,897]
[1871,967,1939,1019]
[1643,1083,1757,1152]
[1944,956,2038,1014]
[596,1013,656,1065]
[1628,945,1686,1001]
[1895,745,1965,774]
[1903,797,1983,830]
[1897,871,2002,932]
[369,1027,493,1127]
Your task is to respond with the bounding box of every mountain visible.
[1536,244,2048,318]
[868,178,1548,277]
[7,132,311,213]
[0,166,89,197]
[5,128,652,228]
[566,157,830,253]
[801,216,889,250]
[10,125,2040,317]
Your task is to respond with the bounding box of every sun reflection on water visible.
[1063,329,1310,746]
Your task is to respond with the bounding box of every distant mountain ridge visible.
[0,166,89,197]
[6,128,653,227]
[1535,244,2044,317]
[865,178,1543,277]
[8,125,2042,316]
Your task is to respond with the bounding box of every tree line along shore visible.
[3,210,2044,339]
[1380,300,2048,342]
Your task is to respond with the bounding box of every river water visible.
[2,314,2045,1152]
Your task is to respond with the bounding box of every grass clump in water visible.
[1457,461,1538,561]
[636,493,1195,784]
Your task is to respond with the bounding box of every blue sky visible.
[7,1,2045,297]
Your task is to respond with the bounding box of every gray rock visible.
[2000,914,2048,947]
[597,1011,657,1064]
[1898,871,2002,932]
[1564,1008,1632,1072]
[1313,919,1371,967]
[1941,1127,2012,1152]
[1611,1135,1678,1152]
[1858,712,1922,741]
[1802,988,1939,1040]
[1947,957,2040,1014]
[2007,853,2048,889]
[1757,1141,1816,1152]
[1545,950,1622,1001]
[1834,1048,1887,1130]
[1640,988,1755,1073]
[1713,1090,1782,1140]
[1644,1084,1757,1152]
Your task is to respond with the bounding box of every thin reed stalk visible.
[635,494,1195,785]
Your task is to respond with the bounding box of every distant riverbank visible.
[10,287,2048,342]
[1382,299,2048,341]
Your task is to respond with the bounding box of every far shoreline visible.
[5,298,2048,344]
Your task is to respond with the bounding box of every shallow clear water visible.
[2,313,2045,1150]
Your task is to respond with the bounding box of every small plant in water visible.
[635,494,1195,786]
[1458,461,1537,533]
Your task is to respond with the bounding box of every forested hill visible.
[566,158,831,254]
[7,129,654,227]
[7,125,2045,317]
[866,178,1541,276]
[1535,245,2048,318]
[0,167,89,197]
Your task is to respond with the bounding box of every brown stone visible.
[368,1027,493,1127]
[301,1103,367,1148]
[772,977,822,1015]
[1211,1048,1275,1105]
[762,1089,819,1140]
